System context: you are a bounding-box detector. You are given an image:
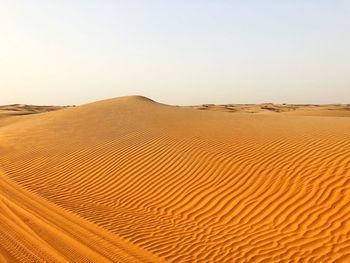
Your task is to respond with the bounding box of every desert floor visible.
[0,96,349,262]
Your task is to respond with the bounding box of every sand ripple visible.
[1,96,350,262]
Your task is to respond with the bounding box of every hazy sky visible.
[1,1,349,105]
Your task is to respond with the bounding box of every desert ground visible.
[0,96,349,262]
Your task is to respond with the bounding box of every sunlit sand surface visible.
[1,96,350,262]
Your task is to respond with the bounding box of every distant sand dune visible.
[0,96,350,262]
[0,104,69,128]
[189,103,350,117]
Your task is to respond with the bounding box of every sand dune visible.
[0,104,69,116]
[0,104,69,128]
[0,96,350,262]
[189,103,350,117]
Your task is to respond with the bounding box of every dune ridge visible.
[0,96,350,262]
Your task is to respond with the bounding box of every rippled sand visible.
[1,96,349,262]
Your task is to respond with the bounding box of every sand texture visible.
[0,96,350,262]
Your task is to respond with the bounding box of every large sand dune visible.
[0,96,350,262]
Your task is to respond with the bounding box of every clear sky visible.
[1,1,349,105]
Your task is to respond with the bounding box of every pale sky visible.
[1,0,349,105]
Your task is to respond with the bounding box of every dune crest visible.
[0,97,350,262]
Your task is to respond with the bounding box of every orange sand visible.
[0,96,349,262]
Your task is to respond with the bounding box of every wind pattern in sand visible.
[1,96,350,262]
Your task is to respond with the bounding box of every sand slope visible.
[0,104,69,128]
[0,96,350,262]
